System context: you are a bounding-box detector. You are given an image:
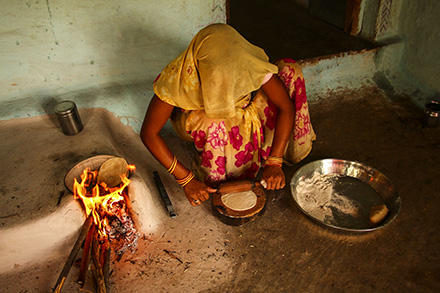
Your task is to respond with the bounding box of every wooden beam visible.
[345,0,363,35]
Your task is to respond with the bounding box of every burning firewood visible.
[53,158,139,292]
[74,162,140,253]
[92,232,106,293]
[53,214,94,293]
[101,239,111,291]
[77,223,96,287]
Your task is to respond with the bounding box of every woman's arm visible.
[140,95,216,205]
[260,75,295,190]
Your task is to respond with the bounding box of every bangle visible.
[176,171,195,187]
[265,156,283,167]
[167,156,178,174]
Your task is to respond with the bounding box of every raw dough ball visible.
[369,204,389,227]
[97,157,128,187]
[221,190,257,211]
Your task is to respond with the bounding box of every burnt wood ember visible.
[54,161,139,291]
[76,168,140,256]
[98,194,140,255]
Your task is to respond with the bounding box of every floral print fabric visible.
[171,58,316,185]
[276,59,316,163]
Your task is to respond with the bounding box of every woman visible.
[140,23,315,206]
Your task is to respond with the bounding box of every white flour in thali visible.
[294,172,359,223]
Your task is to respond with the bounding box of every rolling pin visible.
[216,180,263,195]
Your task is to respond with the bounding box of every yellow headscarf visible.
[153,23,278,119]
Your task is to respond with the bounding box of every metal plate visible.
[290,159,401,232]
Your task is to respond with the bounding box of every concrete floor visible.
[1,3,439,291]
[0,84,439,292]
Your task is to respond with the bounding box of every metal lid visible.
[54,101,76,115]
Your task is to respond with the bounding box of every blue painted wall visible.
[0,0,226,129]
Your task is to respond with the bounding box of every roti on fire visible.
[97,157,128,188]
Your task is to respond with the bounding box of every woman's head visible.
[153,23,278,118]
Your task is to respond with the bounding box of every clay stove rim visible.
[64,155,118,192]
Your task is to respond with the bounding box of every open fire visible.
[54,159,139,292]
[74,165,139,255]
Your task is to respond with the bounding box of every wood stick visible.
[101,239,111,291]
[77,223,96,287]
[53,214,94,293]
[99,239,107,268]
[163,249,183,264]
[91,232,106,293]
[0,213,19,219]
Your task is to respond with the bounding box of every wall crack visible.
[45,0,59,45]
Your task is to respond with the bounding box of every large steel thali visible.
[290,159,401,232]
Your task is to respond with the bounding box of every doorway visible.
[227,0,377,61]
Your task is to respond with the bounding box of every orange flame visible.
[73,166,133,237]
[127,164,136,172]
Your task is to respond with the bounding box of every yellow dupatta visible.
[153,23,278,119]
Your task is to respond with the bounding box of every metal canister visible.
[423,100,440,127]
[54,100,84,135]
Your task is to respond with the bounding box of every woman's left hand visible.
[261,165,286,190]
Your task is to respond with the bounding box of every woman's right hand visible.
[183,178,217,206]
[262,165,286,190]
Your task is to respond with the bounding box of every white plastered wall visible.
[0,0,226,128]
[367,0,440,107]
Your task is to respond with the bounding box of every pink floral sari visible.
[171,58,316,185]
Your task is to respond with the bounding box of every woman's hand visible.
[183,178,217,206]
[262,165,286,190]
